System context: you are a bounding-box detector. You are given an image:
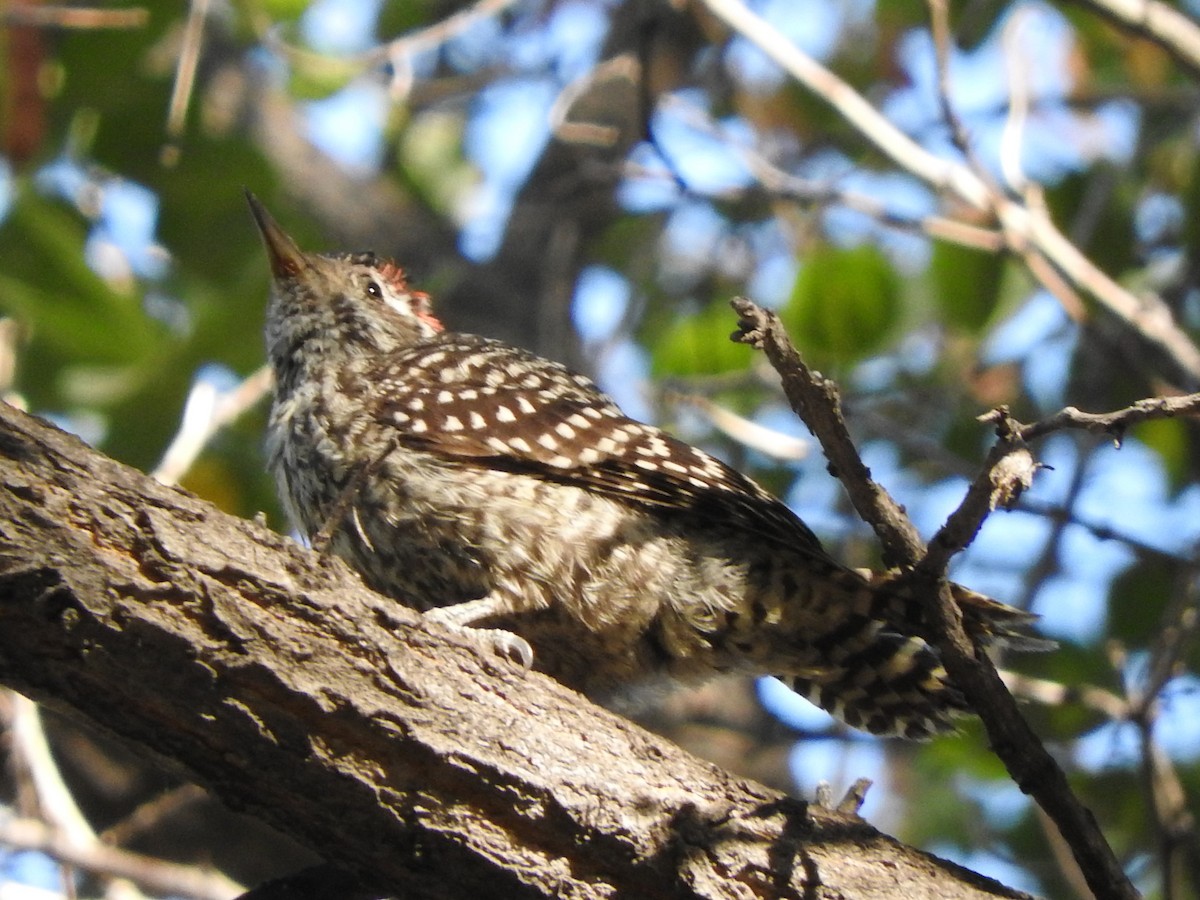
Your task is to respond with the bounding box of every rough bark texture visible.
[0,402,1031,899]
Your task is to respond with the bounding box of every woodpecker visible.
[248,193,1038,739]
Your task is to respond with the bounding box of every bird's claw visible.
[451,626,534,672]
[486,629,534,671]
[421,607,533,672]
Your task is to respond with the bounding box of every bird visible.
[247,192,1040,739]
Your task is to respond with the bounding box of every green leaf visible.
[1108,558,1170,646]
[0,192,159,365]
[930,240,1006,332]
[259,0,309,24]
[1137,416,1191,491]
[780,244,900,359]
[651,299,754,377]
[398,111,477,217]
[288,56,363,101]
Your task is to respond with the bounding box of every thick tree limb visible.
[0,402,1029,898]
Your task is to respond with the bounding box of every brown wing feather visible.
[369,335,826,555]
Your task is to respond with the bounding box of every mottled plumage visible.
[249,193,1039,739]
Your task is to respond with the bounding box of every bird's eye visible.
[366,281,382,299]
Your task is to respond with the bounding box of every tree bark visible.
[0,402,1031,899]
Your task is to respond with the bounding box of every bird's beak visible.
[245,190,308,278]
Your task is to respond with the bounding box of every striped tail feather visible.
[786,631,967,739]
[782,570,1050,739]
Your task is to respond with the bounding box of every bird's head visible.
[246,191,443,378]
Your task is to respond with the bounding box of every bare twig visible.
[1020,247,1090,322]
[1142,732,1200,899]
[153,364,273,486]
[0,818,243,900]
[663,391,809,462]
[1034,805,1095,899]
[741,152,1005,252]
[915,428,1037,577]
[1018,392,1200,443]
[265,0,521,100]
[99,785,209,848]
[160,0,210,166]
[926,0,1002,197]
[999,669,1128,720]
[362,0,519,67]
[9,695,152,900]
[997,8,1034,195]
[10,695,95,845]
[730,298,924,566]
[657,96,1006,252]
[919,390,1200,585]
[0,6,148,28]
[1136,573,1200,721]
[699,0,989,206]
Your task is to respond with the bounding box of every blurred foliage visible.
[0,0,1199,897]
[781,242,901,360]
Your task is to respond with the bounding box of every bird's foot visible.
[422,602,534,671]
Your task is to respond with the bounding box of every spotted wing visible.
[369,334,825,554]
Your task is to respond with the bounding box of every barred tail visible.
[865,571,1053,652]
[782,570,1049,740]
[787,631,966,740]
[947,583,1055,652]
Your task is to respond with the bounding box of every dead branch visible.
[730,296,1139,900]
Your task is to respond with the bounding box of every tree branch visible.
[730,297,1140,900]
[728,298,924,568]
[1063,0,1200,81]
[0,401,1029,899]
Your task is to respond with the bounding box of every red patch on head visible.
[410,290,444,333]
[378,260,444,333]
